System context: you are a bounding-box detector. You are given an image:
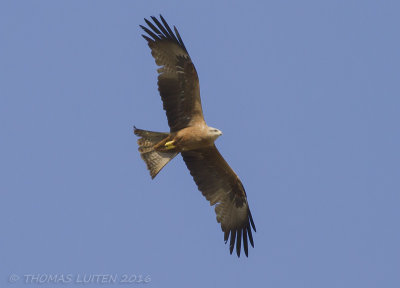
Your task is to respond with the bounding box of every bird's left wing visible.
[181,145,256,257]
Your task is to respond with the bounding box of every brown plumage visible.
[134,15,256,257]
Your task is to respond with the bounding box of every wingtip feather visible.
[247,224,254,247]
[249,209,256,232]
[224,230,229,243]
[236,229,242,257]
[243,227,249,257]
[229,230,236,254]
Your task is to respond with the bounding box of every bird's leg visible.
[165,140,176,150]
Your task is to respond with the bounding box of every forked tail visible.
[133,126,178,179]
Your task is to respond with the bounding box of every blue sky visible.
[1,0,399,287]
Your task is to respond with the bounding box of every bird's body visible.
[154,125,222,152]
[134,15,256,257]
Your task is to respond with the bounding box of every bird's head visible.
[208,126,223,140]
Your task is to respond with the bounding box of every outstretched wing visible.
[181,146,256,257]
[140,15,205,132]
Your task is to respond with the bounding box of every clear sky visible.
[1,1,399,287]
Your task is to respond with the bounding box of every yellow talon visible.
[165,140,176,150]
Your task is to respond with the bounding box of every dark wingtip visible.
[236,229,242,257]
[225,224,255,257]
[144,17,153,26]
[243,227,249,257]
[229,230,236,255]
[159,14,166,23]
[247,224,254,248]
[140,15,187,53]
[249,209,256,232]
[141,35,152,43]
[224,230,229,243]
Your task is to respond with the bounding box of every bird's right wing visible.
[140,15,205,132]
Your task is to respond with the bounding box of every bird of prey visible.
[134,15,256,257]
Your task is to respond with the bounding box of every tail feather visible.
[134,127,178,179]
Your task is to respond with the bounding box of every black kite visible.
[134,15,256,257]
